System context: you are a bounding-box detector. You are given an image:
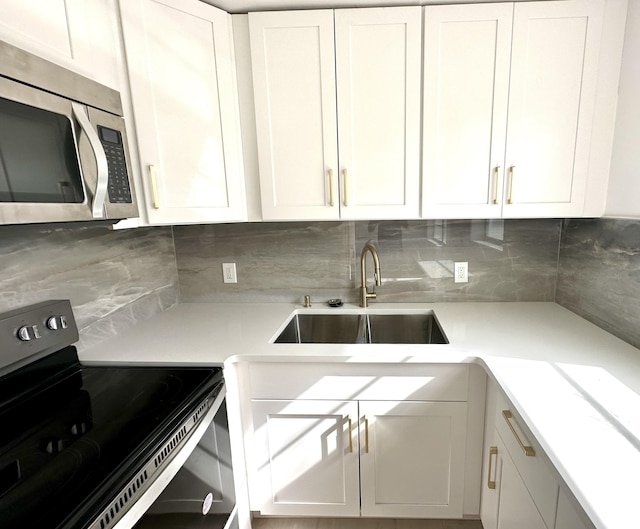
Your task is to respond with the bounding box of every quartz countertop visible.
[80,301,640,529]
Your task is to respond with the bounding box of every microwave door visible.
[71,103,108,219]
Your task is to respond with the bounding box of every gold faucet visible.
[360,241,381,308]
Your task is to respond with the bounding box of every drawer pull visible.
[488,446,498,489]
[503,410,535,456]
[347,415,353,453]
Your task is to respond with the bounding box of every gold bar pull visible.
[347,415,353,453]
[363,415,369,453]
[507,166,515,204]
[343,168,349,207]
[502,410,535,456]
[488,446,498,489]
[149,164,160,209]
[328,169,335,207]
[492,166,500,205]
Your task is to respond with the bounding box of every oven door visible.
[0,76,137,225]
[110,384,235,529]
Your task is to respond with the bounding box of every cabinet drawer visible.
[250,362,469,401]
[495,392,558,529]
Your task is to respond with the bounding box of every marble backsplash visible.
[556,218,640,349]
[174,219,562,304]
[0,224,179,351]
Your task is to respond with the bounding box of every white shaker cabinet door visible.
[249,10,339,220]
[496,434,548,529]
[0,0,121,89]
[503,0,604,217]
[359,400,467,518]
[121,0,245,225]
[422,3,513,219]
[251,399,360,517]
[335,7,422,220]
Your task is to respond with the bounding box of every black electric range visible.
[0,300,223,529]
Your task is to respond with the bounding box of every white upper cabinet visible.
[423,3,513,219]
[0,0,122,89]
[120,0,246,225]
[334,8,421,220]
[249,10,339,220]
[249,7,421,221]
[423,0,605,219]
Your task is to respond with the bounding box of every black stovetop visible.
[0,346,223,529]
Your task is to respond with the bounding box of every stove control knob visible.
[46,315,68,331]
[45,439,64,454]
[17,325,41,341]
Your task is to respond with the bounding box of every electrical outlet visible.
[222,263,237,284]
[454,262,468,283]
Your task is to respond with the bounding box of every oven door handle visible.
[71,102,109,219]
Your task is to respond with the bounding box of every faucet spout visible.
[360,241,382,308]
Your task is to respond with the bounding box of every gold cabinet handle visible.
[507,166,515,204]
[488,446,498,489]
[502,410,535,456]
[342,168,349,207]
[363,415,369,453]
[149,164,160,209]
[328,169,335,207]
[347,415,353,453]
[492,166,500,205]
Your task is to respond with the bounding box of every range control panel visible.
[0,300,79,375]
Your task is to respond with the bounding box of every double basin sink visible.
[275,312,448,345]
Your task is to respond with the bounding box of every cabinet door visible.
[422,4,513,219]
[251,400,360,516]
[0,0,121,89]
[495,435,548,529]
[335,7,421,220]
[359,400,467,518]
[121,0,245,225]
[504,0,604,217]
[249,10,339,221]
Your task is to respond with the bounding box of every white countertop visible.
[81,301,640,529]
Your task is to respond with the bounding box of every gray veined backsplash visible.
[0,224,179,351]
[1,216,637,353]
[556,218,640,349]
[174,219,562,304]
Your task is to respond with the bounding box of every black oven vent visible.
[192,400,208,423]
[88,396,214,529]
[154,425,188,469]
[97,469,148,529]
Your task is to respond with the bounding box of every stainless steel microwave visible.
[0,40,138,225]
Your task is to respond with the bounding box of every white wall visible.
[606,0,640,217]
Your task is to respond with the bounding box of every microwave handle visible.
[71,103,108,219]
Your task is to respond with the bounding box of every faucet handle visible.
[303,295,311,308]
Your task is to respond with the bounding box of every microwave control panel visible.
[98,126,132,204]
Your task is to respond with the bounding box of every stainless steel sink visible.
[274,313,448,344]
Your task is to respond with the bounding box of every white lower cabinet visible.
[480,383,594,529]
[247,363,485,519]
[488,434,548,529]
[251,399,360,516]
[359,400,467,518]
[252,399,467,518]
